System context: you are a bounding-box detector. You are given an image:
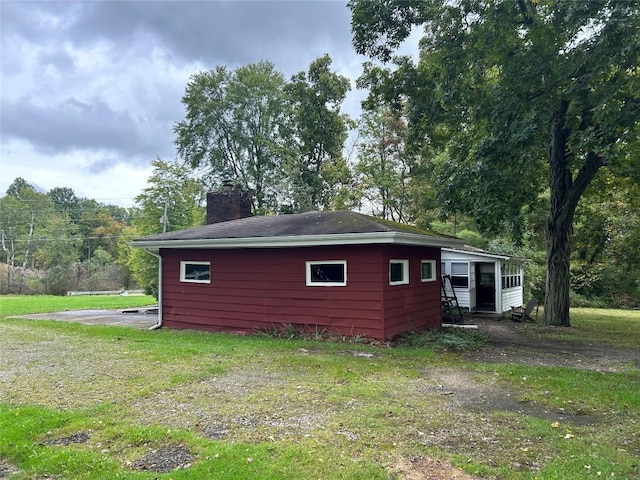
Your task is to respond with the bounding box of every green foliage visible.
[487,236,546,303]
[393,328,488,350]
[283,54,353,212]
[118,226,157,295]
[1,180,55,266]
[175,56,354,214]
[133,158,205,235]
[5,177,35,199]
[352,0,639,229]
[1,179,78,294]
[570,173,640,307]
[350,0,640,326]
[121,158,206,293]
[1,180,134,295]
[354,106,413,222]
[174,61,290,213]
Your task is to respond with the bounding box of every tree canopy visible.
[174,61,290,213]
[354,106,413,222]
[118,158,206,294]
[284,54,353,211]
[174,56,353,214]
[350,0,640,326]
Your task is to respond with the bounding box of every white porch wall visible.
[442,248,524,314]
[501,288,523,311]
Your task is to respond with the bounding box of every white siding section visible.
[453,289,470,307]
[502,288,523,311]
[442,248,524,314]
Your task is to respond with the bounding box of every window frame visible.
[450,261,469,288]
[389,259,409,286]
[180,261,211,284]
[306,260,347,287]
[501,262,522,290]
[420,260,437,282]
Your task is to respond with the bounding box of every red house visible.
[132,209,463,341]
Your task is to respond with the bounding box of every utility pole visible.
[162,196,168,233]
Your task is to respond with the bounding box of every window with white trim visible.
[389,259,409,285]
[306,261,347,286]
[501,262,522,289]
[421,260,436,282]
[180,261,211,283]
[450,262,469,288]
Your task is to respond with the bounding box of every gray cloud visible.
[81,1,351,70]
[3,1,353,73]
[0,0,362,201]
[39,50,76,73]
[1,96,169,160]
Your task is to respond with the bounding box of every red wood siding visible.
[160,245,385,338]
[159,244,441,340]
[381,245,442,339]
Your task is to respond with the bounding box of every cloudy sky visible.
[1,0,417,207]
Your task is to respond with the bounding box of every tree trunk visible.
[545,102,572,326]
[544,208,573,326]
[544,102,604,326]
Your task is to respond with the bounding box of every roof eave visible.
[131,232,464,251]
[442,247,524,261]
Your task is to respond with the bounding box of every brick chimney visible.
[206,180,253,224]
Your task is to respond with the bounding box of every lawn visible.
[1,296,639,479]
[0,294,158,316]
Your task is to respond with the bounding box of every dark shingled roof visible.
[134,210,448,242]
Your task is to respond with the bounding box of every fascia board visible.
[132,232,465,250]
[442,247,511,261]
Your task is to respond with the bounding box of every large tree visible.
[1,178,54,292]
[284,54,353,211]
[350,0,640,326]
[34,213,81,295]
[48,187,81,223]
[355,106,413,222]
[174,61,290,213]
[0,178,85,294]
[118,158,206,294]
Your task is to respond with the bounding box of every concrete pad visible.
[10,308,159,330]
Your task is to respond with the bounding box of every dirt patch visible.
[464,316,640,372]
[0,459,18,479]
[392,456,481,480]
[44,432,90,446]
[419,368,597,425]
[129,444,193,473]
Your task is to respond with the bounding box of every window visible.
[180,261,211,283]
[306,261,347,286]
[501,262,522,290]
[421,260,436,282]
[450,262,469,288]
[389,259,409,285]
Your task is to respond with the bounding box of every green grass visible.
[468,364,640,478]
[1,296,639,479]
[0,405,388,479]
[0,294,157,316]
[521,307,640,349]
[562,308,640,349]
